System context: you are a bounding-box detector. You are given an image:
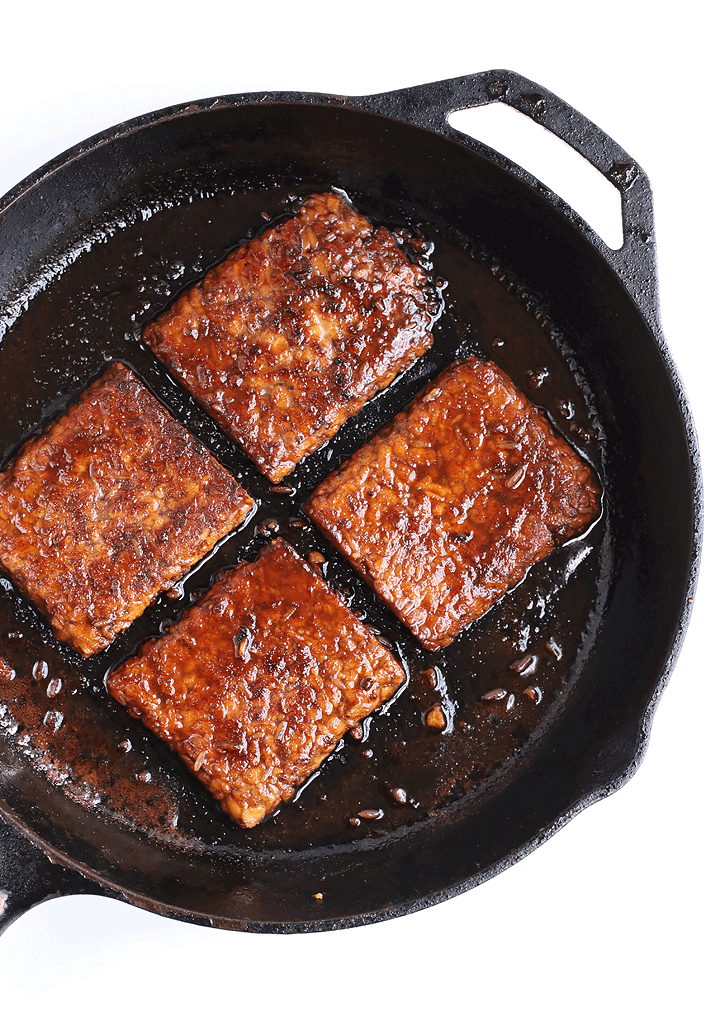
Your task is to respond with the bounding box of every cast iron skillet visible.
[0,70,702,935]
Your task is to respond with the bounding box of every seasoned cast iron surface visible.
[0,182,608,858]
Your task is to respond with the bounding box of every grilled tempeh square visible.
[107,539,406,828]
[306,358,601,650]
[144,191,437,482]
[0,363,253,655]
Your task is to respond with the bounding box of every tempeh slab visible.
[0,363,253,655]
[144,191,436,481]
[107,539,406,828]
[306,358,601,650]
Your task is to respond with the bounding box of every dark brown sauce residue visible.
[0,183,607,857]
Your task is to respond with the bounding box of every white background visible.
[0,2,717,1014]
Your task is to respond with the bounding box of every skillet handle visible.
[354,70,660,335]
[0,814,98,936]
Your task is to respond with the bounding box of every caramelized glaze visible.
[0,363,253,655]
[144,192,437,481]
[307,358,600,649]
[107,539,405,827]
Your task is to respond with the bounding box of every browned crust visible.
[0,363,253,656]
[143,191,436,482]
[306,358,601,650]
[107,539,405,827]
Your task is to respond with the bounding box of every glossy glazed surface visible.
[308,357,600,649]
[0,363,252,655]
[145,192,437,481]
[108,539,404,827]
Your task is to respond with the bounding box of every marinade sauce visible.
[0,182,608,855]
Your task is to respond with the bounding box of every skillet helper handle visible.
[356,70,661,335]
[0,814,97,936]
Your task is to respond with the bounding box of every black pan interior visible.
[0,98,697,929]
